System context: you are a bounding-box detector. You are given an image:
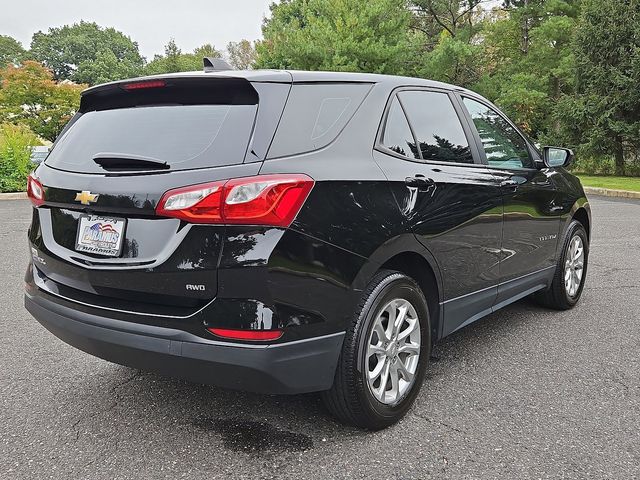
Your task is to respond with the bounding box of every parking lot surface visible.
[1,196,639,479]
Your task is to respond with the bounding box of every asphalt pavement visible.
[1,196,639,479]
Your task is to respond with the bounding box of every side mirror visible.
[542,146,573,168]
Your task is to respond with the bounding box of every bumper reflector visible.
[207,328,283,341]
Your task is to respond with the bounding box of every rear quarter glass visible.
[267,83,373,159]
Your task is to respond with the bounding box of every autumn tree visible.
[0,61,85,141]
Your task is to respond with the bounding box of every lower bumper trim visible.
[25,292,344,395]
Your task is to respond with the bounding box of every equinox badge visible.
[75,191,99,205]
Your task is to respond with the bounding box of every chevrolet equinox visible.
[24,67,591,430]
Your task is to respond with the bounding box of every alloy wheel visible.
[564,235,585,298]
[366,298,421,405]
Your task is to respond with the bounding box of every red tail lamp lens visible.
[156,174,314,226]
[156,181,225,223]
[122,80,166,90]
[27,173,45,207]
[207,328,283,341]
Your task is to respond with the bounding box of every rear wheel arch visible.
[353,237,442,343]
[379,253,441,343]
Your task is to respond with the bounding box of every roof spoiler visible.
[203,57,233,72]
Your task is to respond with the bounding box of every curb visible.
[0,192,27,200]
[583,186,640,199]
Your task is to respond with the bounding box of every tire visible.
[535,220,589,310]
[322,270,431,430]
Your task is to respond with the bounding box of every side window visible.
[382,96,419,159]
[398,91,473,164]
[462,97,533,169]
[267,83,372,159]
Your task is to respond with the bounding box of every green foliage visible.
[0,61,85,141]
[555,0,640,176]
[473,1,580,140]
[255,0,416,74]
[30,21,144,85]
[418,33,482,86]
[227,40,257,69]
[0,5,637,177]
[145,39,223,75]
[0,123,41,193]
[0,35,28,67]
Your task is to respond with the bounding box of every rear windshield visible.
[46,103,257,173]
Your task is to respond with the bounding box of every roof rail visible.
[203,57,233,72]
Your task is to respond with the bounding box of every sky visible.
[1,0,274,59]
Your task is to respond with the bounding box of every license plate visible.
[75,215,126,257]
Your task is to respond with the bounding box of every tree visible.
[254,0,417,74]
[472,1,580,139]
[556,0,640,175]
[145,40,223,75]
[30,22,144,85]
[226,40,257,69]
[0,61,85,141]
[194,43,222,60]
[412,0,484,40]
[0,35,28,67]
[418,30,483,87]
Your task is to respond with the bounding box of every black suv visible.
[25,69,591,429]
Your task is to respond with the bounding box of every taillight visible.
[156,181,225,223]
[156,174,314,226]
[27,173,45,207]
[121,80,166,90]
[207,328,283,341]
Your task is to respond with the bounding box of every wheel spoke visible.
[368,343,386,357]
[392,304,407,339]
[396,357,414,383]
[389,363,400,399]
[574,247,583,261]
[398,342,420,355]
[368,356,385,381]
[376,360,391,401]
[374,321,390,343]
[397,317,417,341]
[385,304,397,340]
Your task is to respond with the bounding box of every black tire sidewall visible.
[354,274,431,424]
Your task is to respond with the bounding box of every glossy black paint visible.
[25,70,591,394]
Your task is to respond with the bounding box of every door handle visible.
[405,176,436,191]
[500,179,518,191]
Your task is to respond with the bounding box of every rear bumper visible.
[24,291,344,395]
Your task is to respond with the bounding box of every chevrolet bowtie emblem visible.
[75,191,99,205]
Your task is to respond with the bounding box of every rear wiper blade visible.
[93,153,170,171]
